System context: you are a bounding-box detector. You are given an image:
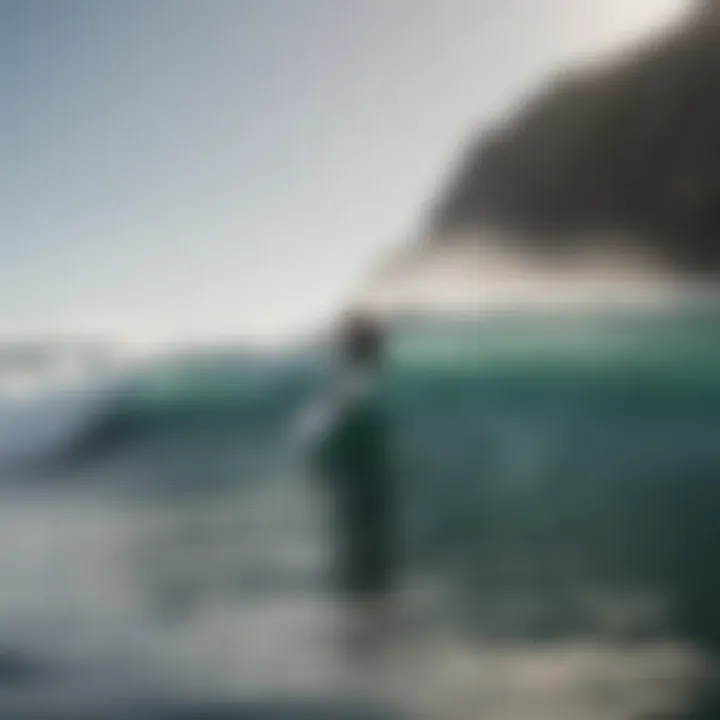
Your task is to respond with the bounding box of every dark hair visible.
[339,313,384,365]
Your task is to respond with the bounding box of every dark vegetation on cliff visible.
[433,4,720,274]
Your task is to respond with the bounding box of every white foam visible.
[358,231,720,318]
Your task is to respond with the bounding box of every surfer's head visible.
[338,312,384,367]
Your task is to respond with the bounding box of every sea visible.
[0,305,719,719]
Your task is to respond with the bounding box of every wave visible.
[0,307,719,710]
[0,346,326,474]
[3,304,719,475]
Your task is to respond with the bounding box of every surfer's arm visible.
[293,370,371,483]
[293,396,347,483]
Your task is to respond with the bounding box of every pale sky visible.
[0,0,686,343]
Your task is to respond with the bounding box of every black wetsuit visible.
[309,374,392,597]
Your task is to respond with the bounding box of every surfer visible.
[299,312,394,655]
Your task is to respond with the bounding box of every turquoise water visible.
[2,306,719,716]
[88,306,720,645]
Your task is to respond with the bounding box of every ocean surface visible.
[1,306,719,719]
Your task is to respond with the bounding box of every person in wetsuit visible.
[301,313,394,650]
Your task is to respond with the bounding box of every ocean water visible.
[1,307,720,719]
